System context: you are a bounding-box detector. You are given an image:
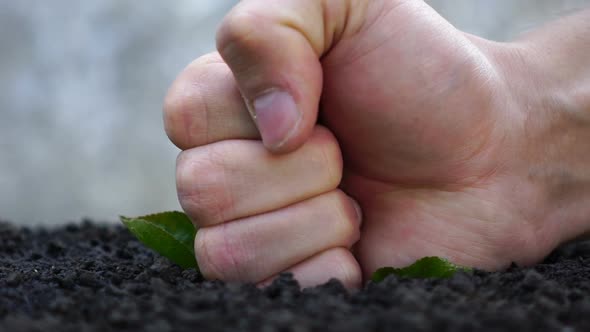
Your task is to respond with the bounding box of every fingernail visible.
[252,90,301,150]
[350,198,363,224]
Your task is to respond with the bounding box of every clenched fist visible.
[164,1,590,287]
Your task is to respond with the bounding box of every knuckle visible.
[188,52,224,67]
[331,190,361,247]
[163,57,222,150]
[217,9,262,56]
[312,127,343,189]
[163,78,193,150]
[331,248,362,289]
[193,229,219,280]
[194,227,239,281]
[176,147,232,226]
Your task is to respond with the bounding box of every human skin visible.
[163,0,590,288]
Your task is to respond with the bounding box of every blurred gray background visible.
[2,0,589,225]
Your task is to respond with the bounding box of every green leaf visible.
[371,257,471,282]
[120,211,198,269]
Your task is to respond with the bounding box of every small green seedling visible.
[371,257,472,282]
[121,211,471,280]
[120,211,198,269]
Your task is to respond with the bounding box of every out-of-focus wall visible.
[2,1,589,225]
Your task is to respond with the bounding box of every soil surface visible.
[1,220,590,331]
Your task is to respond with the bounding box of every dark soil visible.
[1,220,590,331]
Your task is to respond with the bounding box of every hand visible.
[165,0,590,285]
[164,54,362,288]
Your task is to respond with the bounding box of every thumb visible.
[216,0,368,153]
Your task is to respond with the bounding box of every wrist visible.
[494,40,590,243]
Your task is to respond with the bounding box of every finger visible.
[177,126,342,228]
[258,248,362,289]
[216,0,368,153]
[194,190,362,283]
[163,52,259,150]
